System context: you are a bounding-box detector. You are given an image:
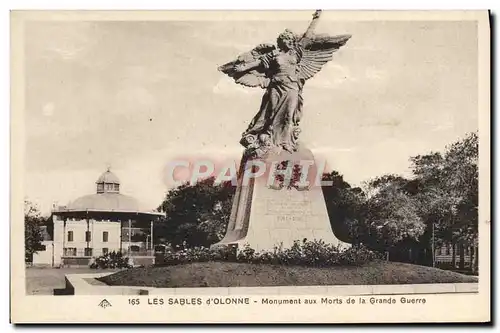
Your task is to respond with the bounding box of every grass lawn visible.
[97,261,478,288]
[25,267,120,295]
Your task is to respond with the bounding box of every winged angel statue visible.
[218,10,351,157]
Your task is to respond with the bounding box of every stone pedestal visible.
[212,145,350,252]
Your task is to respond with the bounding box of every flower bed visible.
[155,239,382,267]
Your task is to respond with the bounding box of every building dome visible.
[61,168,150,213]
[96,169,120,185]
[66,193,143,212]
[52,168,164,217]
[96,168,120,194]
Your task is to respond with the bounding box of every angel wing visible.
[217,44,276,88]
[297,34,352,81]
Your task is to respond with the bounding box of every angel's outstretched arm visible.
[234,60,261,73]
[302,10,322,39]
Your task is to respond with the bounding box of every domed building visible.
[33,169,164,267]
[65,169,145,213]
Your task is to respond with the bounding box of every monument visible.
[213,10,352,252]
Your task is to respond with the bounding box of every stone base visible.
[212,145,350,252]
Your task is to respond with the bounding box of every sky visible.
[23,18,478,215]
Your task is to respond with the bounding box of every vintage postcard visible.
[10,10,490,323]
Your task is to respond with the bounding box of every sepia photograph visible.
[10,9,490,323]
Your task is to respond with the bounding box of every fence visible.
[121,249,155,257]
[435,254,472,265]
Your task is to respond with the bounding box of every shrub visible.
[337,244,384,266]
[156,245,237,266]
[90,251,132,269]
[155,239,381,267]
[236,244,256,263]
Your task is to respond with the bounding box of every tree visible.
[322,172,426,253]
[197,195,234,245]
[364,176,425,251]
[24,200,44,263]
[410,132,478,271]
[442,132,478,271]
[321,171,364,243]
[156,178,235,248]
[409,153,456,265]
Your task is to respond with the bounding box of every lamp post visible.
[128,219,132,257]
[431,222,435,268]
[150,220,154,255]
[146,235,150,255]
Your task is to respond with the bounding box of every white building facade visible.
[33,169,164,267]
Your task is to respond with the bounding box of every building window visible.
[67,231,73,242]
[114,184,119,191]
[102,248,109,255]
[97,183,104,192]
[446,245,451,255]
[85,231,91,242]
[84,248,93,256]
[103,231,109,242]
[130,245,140,252]
[64,248,77,256]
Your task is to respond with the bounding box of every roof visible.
[51,168,164,217]
[96,170,120,184]
[54,193,163,216]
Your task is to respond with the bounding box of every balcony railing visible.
[63,248,155,257]
[62,248,92,257]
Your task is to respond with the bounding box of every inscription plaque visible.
[265,198,312,216]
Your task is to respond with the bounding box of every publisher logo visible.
[98,299,112,309]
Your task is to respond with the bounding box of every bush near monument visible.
[154,240,381,267]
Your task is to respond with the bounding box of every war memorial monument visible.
[213,10,352,252]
